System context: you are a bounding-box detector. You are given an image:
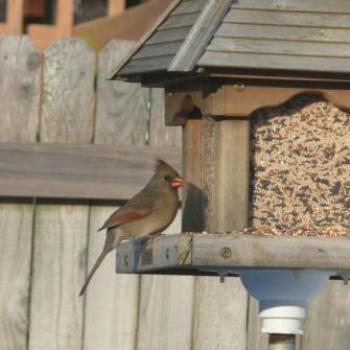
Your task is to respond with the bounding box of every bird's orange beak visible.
[171,176,185,188]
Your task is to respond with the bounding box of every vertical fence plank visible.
[0,36,41,350]
[83,40,147,350]
[0,36,41,142]
[247,298,269,350]
[28,38,95,350]
[302,281,350,350]
[136,89,193,350]
[193,277,248,350]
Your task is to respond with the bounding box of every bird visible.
[79,159,185,296]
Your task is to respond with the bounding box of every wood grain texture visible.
[147,26,192,45]
[40,38,95,144]
[136,215,195,350]
[182,120,205,232]
[198,5,350,74]
[214,120,250,231]
[117,233,350,273]
[0,35,40,350]
[217,23,350,44]
[192,277,248,350]
[303,281,350,350]
[119,55,175,75]
[84,206,140,350]
[203,85,350,117]
[0,36,41,142]
[199,51,350,73]
[133,40,182,60]
[28,39,95,350]
[191,234,350,270]
[136,87,193,350]
[200,117,216,232]
[171,0,206,16]
[192,117,248,350]
[95,40,148,144]
[159,13,200,31]
[247,298,269,350]
[224,9,350,28]
[0,203,34,350]
[112,0,181,77]
[231,0,350,13]
[29,204,89,350]
[0,143,180,200]
[148,88,182,147]
[207,37,350,58]
[169,0,232,71]
[119,0,202,75]
[116,233,193,272]
[83,40,146,350]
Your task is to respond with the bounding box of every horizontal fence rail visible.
[0,143,181,199]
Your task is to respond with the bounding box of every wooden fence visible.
[0,35,349,350]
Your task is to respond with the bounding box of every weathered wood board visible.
[0,143,180,199]
[247,298,269,350]
[303,281,350,349]
[0,36,40,350]
[192,118,248,350]
[192,277,248,350]
[28,39,95,350]
[83,40,144,350]
[136,87,193,350]
[117,233,350,273]
[136,215,195,350]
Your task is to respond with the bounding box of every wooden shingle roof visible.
[199,0,350,73]
[114,0,232,77]
[113,0,350,80]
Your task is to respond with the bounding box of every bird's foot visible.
[140,233,163,247]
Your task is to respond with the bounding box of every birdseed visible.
[249,94,350,237]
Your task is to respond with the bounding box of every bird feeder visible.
[111,0,350,348]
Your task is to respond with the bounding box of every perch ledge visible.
[116,232,350,336]
[116,232,350,277]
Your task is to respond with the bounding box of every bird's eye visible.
[164,175,172,182]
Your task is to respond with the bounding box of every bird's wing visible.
[98,182,161,231]
[98,206,152,231]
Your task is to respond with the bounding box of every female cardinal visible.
[79,159,185,296]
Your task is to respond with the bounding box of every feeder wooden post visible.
[214,119,250,232]
[188,113,250,350]
[182,119,205,232]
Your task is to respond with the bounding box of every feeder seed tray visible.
[116,232,350,279]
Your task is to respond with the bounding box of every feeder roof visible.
[111,0,350,81]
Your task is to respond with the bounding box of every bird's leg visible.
[140,232,163,248]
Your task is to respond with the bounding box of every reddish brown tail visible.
[79,249,109,296]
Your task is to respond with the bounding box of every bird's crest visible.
[154,158,178,175]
